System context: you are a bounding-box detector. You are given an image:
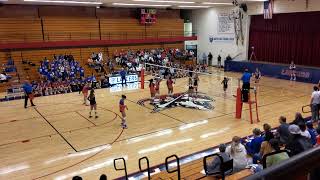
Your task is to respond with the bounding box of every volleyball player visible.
[289,61,296,81]
[254,68,261,83]
[167,76,174,96]
[87,89,98,118]
[119,95,128,129]
[193,73,199,95]
[82,83,90,105]
[221,77,229,93]
[188,76,194,97]
[155,78,161,96]
[149,79,156,104]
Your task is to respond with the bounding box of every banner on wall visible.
[209,35,235,43]
[218,13,234,34]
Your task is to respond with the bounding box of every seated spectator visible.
[0,72,8,83]
[259,131,274,162]
[246,128,264,155]
[306,121,318,146]
[265,139,289,168]
[226,136,251,172]
[263,123,274,139]
[299,123,311,139]
[291,112,305,125]
[277,116,290,145]
[316,126,320,146]
[207,144,231,175]
[285,124,312,156]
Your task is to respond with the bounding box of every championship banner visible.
[218,13,234,34]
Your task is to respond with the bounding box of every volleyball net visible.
[142,62,236,98]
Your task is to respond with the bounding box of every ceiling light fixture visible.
[178,5,210,8]
[133,0,195,4]
[202,2,233,5]
[113,3,172,7]
[23,0,103,5]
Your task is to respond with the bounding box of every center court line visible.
[33,107,78,152]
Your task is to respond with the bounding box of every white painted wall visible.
[191,7,250,66]
[191,0,320,66]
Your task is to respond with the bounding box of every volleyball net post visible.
[141,67,145,89]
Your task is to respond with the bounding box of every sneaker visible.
[24,106,27,109]
[95,116,98,118]
[89,115,92,118]
[31,104,36,106]
[122,125,128,129]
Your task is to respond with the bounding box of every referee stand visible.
[236,79,260,124]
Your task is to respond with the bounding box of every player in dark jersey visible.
[119,95,128,129]
[87,89,98,118]
[193,73,199,95]
[221,77,229,93]
[167,76,174,96]
[254,68,261,83]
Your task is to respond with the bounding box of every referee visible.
[241,69,252,102]
[22,81,36,108]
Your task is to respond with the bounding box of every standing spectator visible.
[217,54,222,68]
[246,128,264,156]
[22,81,36,108]
[285,124,312,156]
[208,52,213,66]
[310,86,320,122]
[207,144,231,174]
[226,136,250,172]
[277,116,290,145]
[120,68,127,86]
[202,52,207,65]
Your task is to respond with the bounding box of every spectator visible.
[207,144,231,174]
[316,126,320,146]
[291,112,305,125]
[263,123,274,139]
[277,116,290,145]
[306,121,318,146]
[217,54,222,68]
[265,139,289,168]
[226,136,251,172]
[259,131,274,161]
[208,52,213,66]
[72,176,82,180]
[310,86,320,122]
[285,124,312,156]
[0,72,8,83]
[246,128,264,155]
[99,174,107,180]
[299,123,311,139]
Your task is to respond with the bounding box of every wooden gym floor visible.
[0,70,313,180]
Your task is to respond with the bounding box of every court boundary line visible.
[34,107,78,152]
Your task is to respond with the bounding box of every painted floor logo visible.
[137,92,215,112]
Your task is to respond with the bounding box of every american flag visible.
[263,0,273,19]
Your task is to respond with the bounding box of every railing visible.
[246,146,320,180]
[0,31,197,44]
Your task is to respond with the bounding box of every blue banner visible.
[224,61,318,84]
